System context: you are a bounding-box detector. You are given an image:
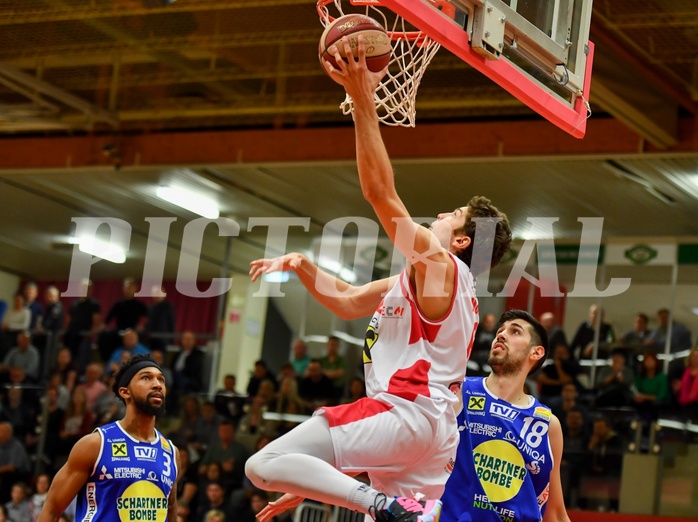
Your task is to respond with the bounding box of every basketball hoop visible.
[317,0,442,127]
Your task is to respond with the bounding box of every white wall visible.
[0,270,20,306]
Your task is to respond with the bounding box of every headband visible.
[118,360,163,390]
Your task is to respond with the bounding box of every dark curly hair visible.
[455,196,512,276]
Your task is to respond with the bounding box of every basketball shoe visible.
[370,494,442,522]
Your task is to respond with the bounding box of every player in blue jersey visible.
[441,310,570,522]
[39,354,180,522]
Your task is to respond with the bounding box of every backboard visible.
[378,0,595,138]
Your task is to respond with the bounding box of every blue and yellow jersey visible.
[75,421,176,522]
[441,377,553,522]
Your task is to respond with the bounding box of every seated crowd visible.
[0,279,697,519]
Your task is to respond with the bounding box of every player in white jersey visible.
[245,37,512,522]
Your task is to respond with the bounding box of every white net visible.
[317,0,441,127]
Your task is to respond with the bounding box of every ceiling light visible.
[156,185,220,219]
[78,237,126,264]
[603,161,675,205]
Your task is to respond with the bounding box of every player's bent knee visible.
[245,451,271,489]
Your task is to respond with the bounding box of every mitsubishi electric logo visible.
[99,465,113,480]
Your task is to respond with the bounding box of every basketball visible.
[319,14,392,73]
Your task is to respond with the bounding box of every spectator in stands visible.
[193,401,222,454]
[40,286,64,335]
[289,339,310,378]
[633,351,669,421]
[106,329,150,374]
[341,377,367,404]
[648,308,693,354]
[470,312,497,373]
[246,360,278,398]
[238,395,276,440]
[585,415,624,512]
[51,348,77,392]
[75,362,107,413]
[46,371,70,410]
[146,286,176,352]
[588,415,624,471]
[37,387,64,471]
[172,331,205,402]
[57,387,94,459]
[561,407,588,509]
[570,304,615,360]
[552,382,590,431]
[0,386,36,446]
[175,444,200,522]
[63,279,100,364]
[198,419,250,493]
[92,371,126,427]
[256,379,277,412]
[150,347,173,389]
[621,312,651,346]
[197,461,225,505]
[272,376,305,436]
[649,308,693,387]
[320,336,347,401]
[0,423,30,503]
[97,277,148,361]
[276,362,297,385]
[677,347,698,422]
[239,489,273,522]
[5,482,30,522]
[536,343,581,406]
[1,331,40,383]
[170,395,202,448]
[23,282,43,332]
[539,312,568,355]
[196,482,232,522]
[595,348,635,408]
[29,473,50,522]
[298,359,336,413]
[1,295,30,355]
[214,374,245,428]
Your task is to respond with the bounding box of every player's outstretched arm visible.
[323,39,456,319]
[37,432,101,522]
[250,253,397,319]
[542,415,571,522]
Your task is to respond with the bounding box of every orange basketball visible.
[319,14,392,73]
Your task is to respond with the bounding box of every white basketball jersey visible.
[362,253,479,417]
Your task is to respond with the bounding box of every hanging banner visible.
[604,243,677,266]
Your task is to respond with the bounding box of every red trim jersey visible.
[362,253,478,416]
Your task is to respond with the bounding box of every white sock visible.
[348,483,386,513]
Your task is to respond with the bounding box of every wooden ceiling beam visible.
[0,117,686,171]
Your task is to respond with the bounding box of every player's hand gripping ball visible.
[319,14,392,73]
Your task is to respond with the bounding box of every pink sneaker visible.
[371,494,442,522]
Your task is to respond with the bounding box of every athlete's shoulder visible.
[529,400,553,423]
[463,376,486,391]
